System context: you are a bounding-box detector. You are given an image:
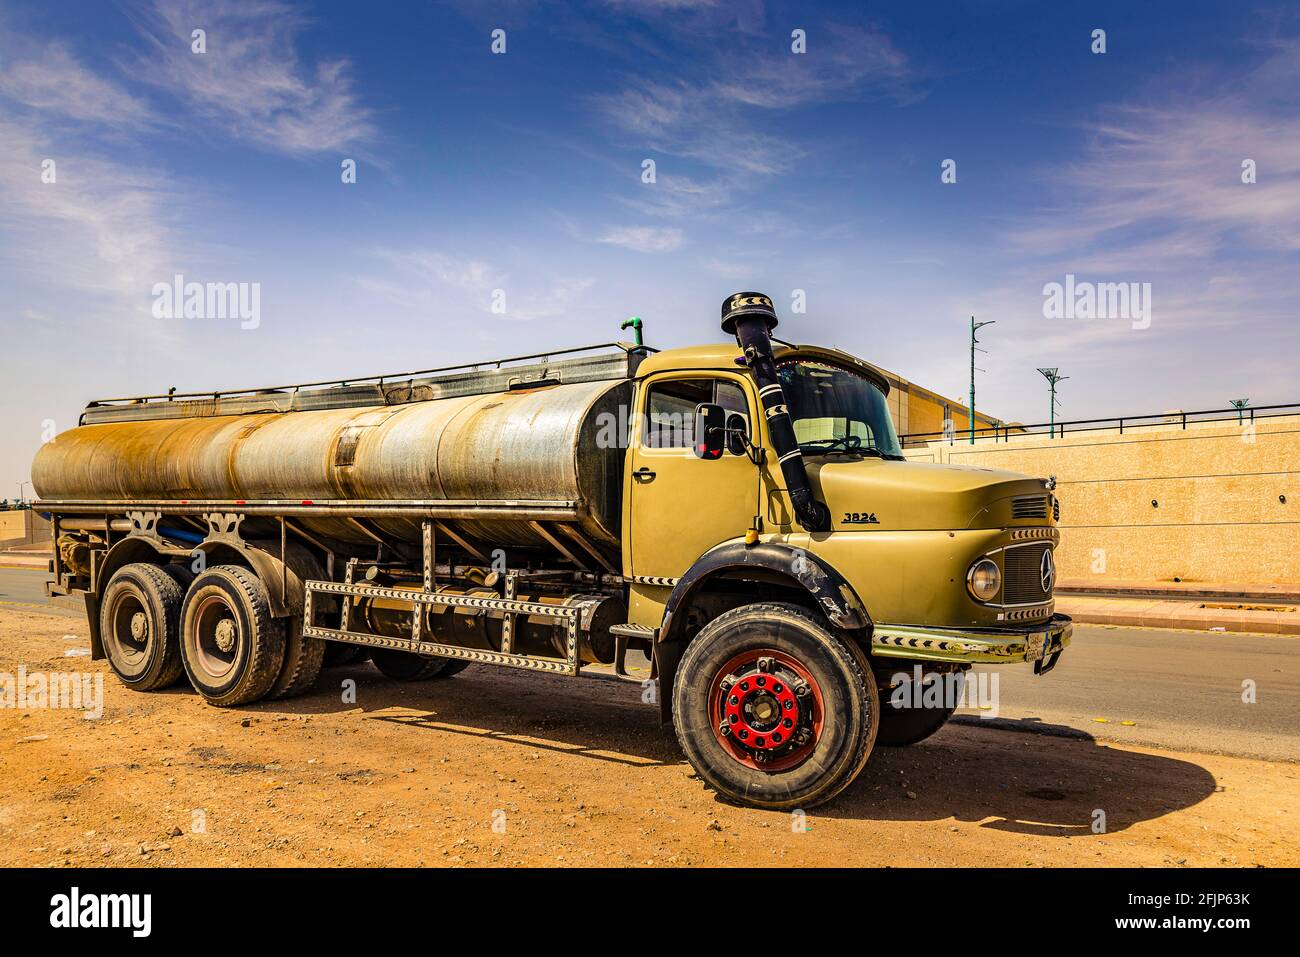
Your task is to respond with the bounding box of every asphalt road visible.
[3,566,1296,760]
[962,625,1299,762]
[0,565,74,612]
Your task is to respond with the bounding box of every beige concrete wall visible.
[0,510,50,548]
[904,415,1300,585]
[0,511,26,540]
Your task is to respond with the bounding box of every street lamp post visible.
[1037,368,1069,438]
[1229,398,1250,424]
[969,316,994,444]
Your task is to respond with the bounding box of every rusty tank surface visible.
[32,346,640,551]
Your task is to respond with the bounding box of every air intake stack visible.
[721,292,831,533]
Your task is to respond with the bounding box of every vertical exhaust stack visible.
[721,292,831,533]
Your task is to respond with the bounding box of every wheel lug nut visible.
[757,656,774,673]
[728,695,738,706]
[719,723,730,736]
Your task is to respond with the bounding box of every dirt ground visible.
[1,607,1296,867]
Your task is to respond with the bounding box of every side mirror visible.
[694,403,725,460]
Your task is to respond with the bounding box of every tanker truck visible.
[32,292,1071,809]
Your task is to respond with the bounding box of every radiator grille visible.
[1003,543,1053,604]
[1011,494,1049,519]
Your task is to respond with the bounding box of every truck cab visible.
[618,296,1069,808]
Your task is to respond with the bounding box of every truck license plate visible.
[1025,631,1047,661]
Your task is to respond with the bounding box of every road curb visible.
[1057,597,1300,636]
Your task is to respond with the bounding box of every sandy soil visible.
[1,607,1295,867]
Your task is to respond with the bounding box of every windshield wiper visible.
[800,437,886,458]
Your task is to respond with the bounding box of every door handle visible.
[633,467,657,481]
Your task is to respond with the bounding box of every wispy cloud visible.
[616,173,733,218]
[594,24,915,174]
[589,20,918,251]
[129,0,375,156]
[0,44,154,128]
[1008,41,1300,263]
[0,115,181,300]
[595,225,684,253]
[359,249,595,322]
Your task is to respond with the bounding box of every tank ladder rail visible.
[302,580,592,676]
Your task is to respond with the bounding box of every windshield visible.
[776,359,904,459]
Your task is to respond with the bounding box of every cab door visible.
[626,373,758,583]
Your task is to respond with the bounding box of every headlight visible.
[967,558,1001,602]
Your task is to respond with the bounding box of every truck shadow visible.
[825,717,1220,836]
[293,662,681,770]
[269,664,1219,835]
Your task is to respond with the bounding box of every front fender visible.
[660,541,871,640]
[652,541,870,724]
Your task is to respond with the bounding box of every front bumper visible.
[870,614,1072,671]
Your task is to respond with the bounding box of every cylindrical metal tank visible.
[33,379,632,550]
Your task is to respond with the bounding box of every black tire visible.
[437,659,471,677]
[99,562,187,691]
[267,548,327,700]
[162,561,196,593]
[179,565,286,707]
[876,666,958,746]
[267,616,327,699]
[323,644,369,667]
[369,649,452,681]
[672,602,878,810]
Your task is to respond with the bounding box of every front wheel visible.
[672,602,878,810]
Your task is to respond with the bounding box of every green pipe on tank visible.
[620,316,644,347]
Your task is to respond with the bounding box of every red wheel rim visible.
[707,648,825,772]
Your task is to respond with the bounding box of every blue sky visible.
[2,0,1299,495]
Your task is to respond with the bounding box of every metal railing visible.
[85,341,653,407]
[900,402,1300,446]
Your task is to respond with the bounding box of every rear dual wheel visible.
[266,546,327,700]
[673,602,879,810]
[99,563,190,691]
[178,565,285,707]
[102,561,318,707]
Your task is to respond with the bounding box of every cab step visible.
[609,623,658,682]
